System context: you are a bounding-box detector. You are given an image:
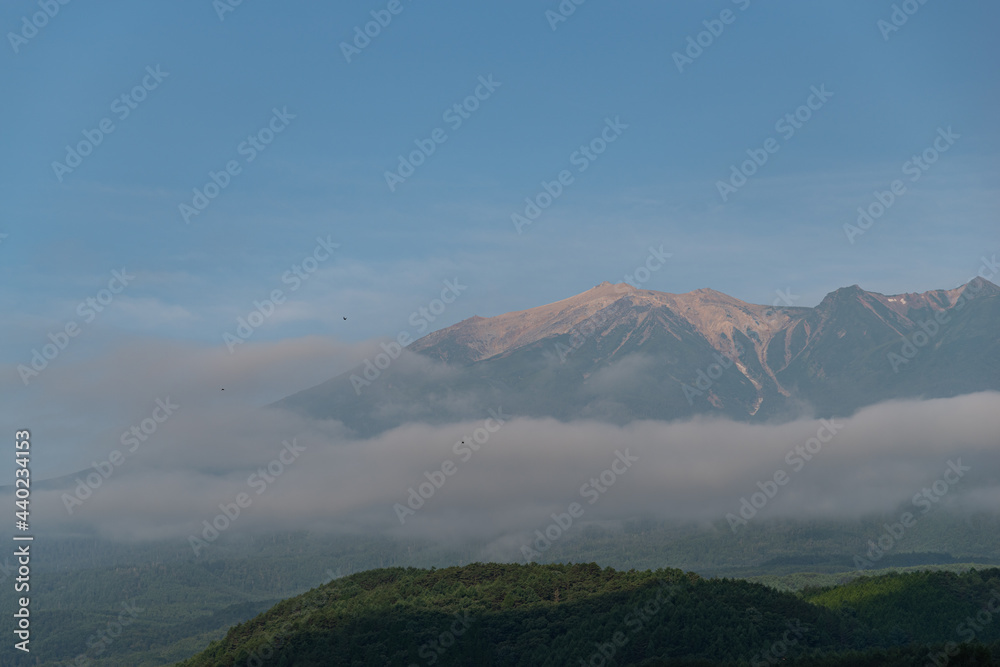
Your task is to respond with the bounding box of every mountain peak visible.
[408,281,638,363]
[410,282,787,365]
[690,287,730,298]
[962,276,1000,299]
[588,281,635,294]
[841,279,1000,320]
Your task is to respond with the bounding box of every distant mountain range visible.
[277,279,1000,435]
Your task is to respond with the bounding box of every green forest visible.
[178,563,1000,666]
[3,516,1000,666]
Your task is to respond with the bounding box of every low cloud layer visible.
[3,337,998,558]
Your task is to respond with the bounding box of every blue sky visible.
[2,0,998,363]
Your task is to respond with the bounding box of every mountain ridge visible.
[276,278,1000,435]
[411,279,996,365]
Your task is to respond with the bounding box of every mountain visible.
[276,279,1000,435]
[178,563,1000,666]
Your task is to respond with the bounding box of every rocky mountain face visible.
[277,279,1000,436]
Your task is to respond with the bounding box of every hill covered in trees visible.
[179,563,1000,666]
[6,519,999,665]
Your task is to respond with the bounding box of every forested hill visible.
[178,563,1000,666]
